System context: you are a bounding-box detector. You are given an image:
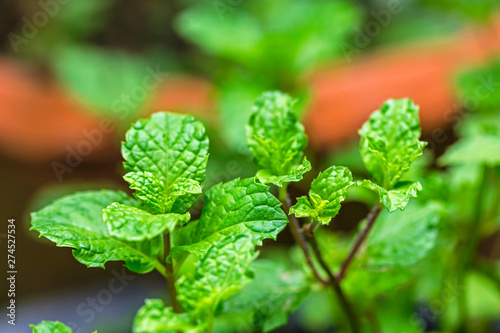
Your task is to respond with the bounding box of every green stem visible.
[278,186,288,205]
[156,235,167,277]
[165,234,183,313]
[337,203,382,282]
[155,261,167,277]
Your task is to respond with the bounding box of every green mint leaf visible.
[55,45,148,120]
[30,321,74,333]
[218,83,263,152]
[171,178,288,258]
[133,299,200,333]
[290,166,353,224]
[364,202,442,268]
[256,157,312,187]
[439,135,500,167]
[122,172,167,215]
[289,196,315,220]
[246,91,309,186]
[457,114,500,138]
[123,172,203,216]
[359,99,426,188]
[343,267,411,302]
[122,112,209,214]
[175,4,262,61]
[175,2,360,75]
[464,272,500,319]
[456,59,500,114]
[177,235,257,319]
[223,259,310,332]
[31,190,162,273]
[356,179,421,212]
[103,203,190,241]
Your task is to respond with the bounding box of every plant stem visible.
[165,234,183,313]
[155,261,167,277]
[279,186,360,333]
[307,231,360,333]
[457,166,490,332]
[337,203,382,282]
[306,232,336,285]
[156,235,168,277]
[303,220,320,235]
[279,186,328,285]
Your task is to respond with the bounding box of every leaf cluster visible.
[31,91,437,333]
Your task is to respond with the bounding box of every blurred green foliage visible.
[9,0,500,332]
[55,45,149,121]
[175,0,362,150]
[420,0,500,22]
[456,59,500,115]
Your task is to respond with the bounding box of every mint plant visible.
[30,91,431,333]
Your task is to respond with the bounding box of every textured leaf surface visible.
[246,91,309,186]
[291,166,353,224]
[439,135,500,167]
[103,202,190,241]
[133,299,200,333]
[172,178,288,258]
[255,157,311,187]
[122,172,166,215]
[31,190,161,273]
[289,196,316,221]
[356,179,422,212]
[30,321,74,333]
[177,235,256,319]
[364,202,442,268]
[122,112,209,214]
[359,99,426,188]
[223,259,310,332]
